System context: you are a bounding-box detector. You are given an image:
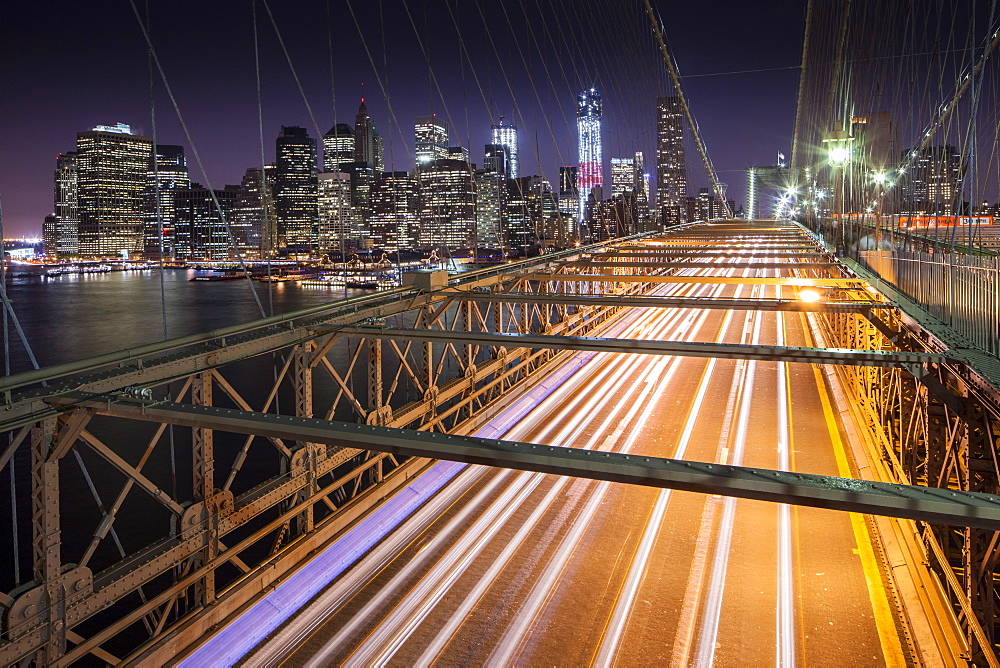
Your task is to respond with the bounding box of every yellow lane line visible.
[812,363,906,667]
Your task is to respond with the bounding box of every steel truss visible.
[0,233,667,665]
[2,221,1000,664]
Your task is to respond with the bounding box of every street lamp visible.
[822,129,855,253]
[822,130,854,166]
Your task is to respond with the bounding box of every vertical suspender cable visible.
[0,190,17,586]
[642,0,731,218]
[0,191,40,587]
[145,0,178,500]
[128,0,267,319]
[251,0,275,315]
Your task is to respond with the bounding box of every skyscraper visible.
[577,89,603,221]
[354,99,374,165]
[491,117,519,178]
[610,157,635,197]
[274,126,319,252]
[369,172,420,251]
[173,183,240,259]
[232,165,275,257]
[558,164,579,234]
[901,145,965,214]
[142,145,190,259]
[317,171,354,254]
[475,169,505,247]
[75,123,153,257]
[415,115,449,166]
[418,158,477,250]
[49,151,79,257]
[372,126,384,172]
[483,144,509,176]
[656,96,686,224]
[322,123,354,171]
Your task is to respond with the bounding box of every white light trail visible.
[595,277,746,665]
[775,285,796,668]
[694,274,765,666]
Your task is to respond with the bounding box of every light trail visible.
[301,467,538,667]
[776,284,796,668]
[694,274,766,666]
[242,264,712,665]
[345,275,728,665]
[485,276,739,665]
[245,463,490,666]
[593,280,747,665]
[670,274,761,665]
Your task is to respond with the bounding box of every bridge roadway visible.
[233,225,907,665]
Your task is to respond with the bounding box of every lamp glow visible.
[828,146,850,165]
[799,289,822,303]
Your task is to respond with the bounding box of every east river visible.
[1,267,361,373]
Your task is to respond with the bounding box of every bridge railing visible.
[859,249,1000,357]
[804,215,1000,359]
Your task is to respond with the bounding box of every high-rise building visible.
[274,126,318,252]
[593,192,639,241]
[900,145,965,214]
[372,126,384,173]
[42,214,59,257]
[577,89,603,221]
[75,123,153,257]
[611,157,635,197]
[322,123,354,171]
[369,171,420,251]
[656,96,686,224]
[415,115,449,166]
[317,171,354,254]
[505,176,554,250]
[173,183,240,259]
[491,117,519,178]
[354,100,374,165]
[448,146,470,162]
[558,165,578,213]
[142,145,190,259]
[232,165,275,257]
[633,152,649,206]
[483,144,509,176]
[338,161,375,238]
[475,170,505,247]
[418,158,477,250]
[47,151,79,257]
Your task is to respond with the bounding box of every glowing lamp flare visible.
[798,289,822,303]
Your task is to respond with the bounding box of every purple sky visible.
[0,1,805,238]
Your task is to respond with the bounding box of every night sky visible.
[0,1,805,238]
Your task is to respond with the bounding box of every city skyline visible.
[0,2,805,237]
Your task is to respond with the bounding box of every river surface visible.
[2,268,362,373]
